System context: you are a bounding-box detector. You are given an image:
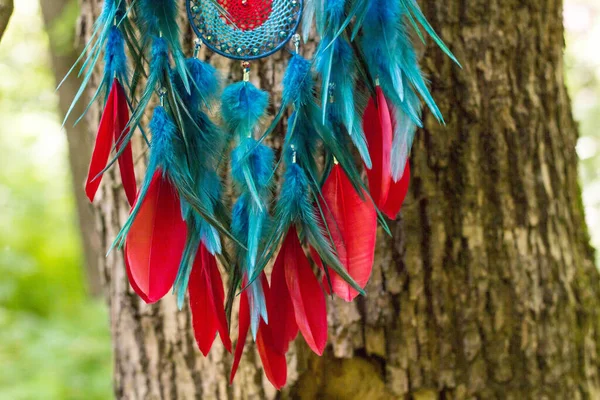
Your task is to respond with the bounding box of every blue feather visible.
[247,202,272,337]
[284,112,319,176]
[221,82,269,139]
[195,171,223,255]
[358,0,462,180]
[278,162,313,225]
[390,81,420,182]
[174,58,220,112]
[74,25,129,126]
[400,0,460,66]
[231,138,274,207]
[169,56,228,308]
[135,0,190,92]
[395,23,443,121]
[174,233,200,309]
[282,53,314,108]
[61,0,127,125]
[361,1,404,102]
[224,79,273,339]
[363,0,401,46]
[253,53,315,145]
[186,111,226,173]
[104,26,128,84]
[391,110,417,182]
[147,106,179,176]
[246,201,268,276]
[113,37,170,153]
[325,0,346,23]
[359,0,457,124]
[231,194,269,339]
[301,0,316,41]
[249,279,268,337]
[314,22,372,167]
[280,53,365,186]
[232,194,251,243]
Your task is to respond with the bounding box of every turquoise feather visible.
[223,79,273,339]
[232,194,269,339]
[314,1,372,168]
[61,0,128,126]
[135,0,190,93]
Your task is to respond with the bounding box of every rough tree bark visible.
[75,0,600,398]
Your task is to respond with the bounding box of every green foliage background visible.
[0,0,597,398]
[566,0,600,261]
[0,1,111,399]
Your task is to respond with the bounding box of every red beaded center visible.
[218,0,274,31]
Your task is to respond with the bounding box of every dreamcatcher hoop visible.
[186,0,303,60]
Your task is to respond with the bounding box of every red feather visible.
[230,278,251,384]
[206,249,232,353]
[268,245,299,354]
[256,274,287,389]
[124,170,187,303]
[85,80,116,203]
[283,229,328,355]
[363,87,393,208]
[381,162,411,220]
[189,244,232,356]
[320,164,377,301]
[113,80,137,207]
[256,326,287,389]
[85,79,137,205]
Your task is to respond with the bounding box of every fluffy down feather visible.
[282,53,314,108]
[221,82,269,139]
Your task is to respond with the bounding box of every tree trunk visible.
[0,0,13,42]
[76,0,600,398]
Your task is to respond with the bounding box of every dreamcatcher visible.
[65,0,458,388]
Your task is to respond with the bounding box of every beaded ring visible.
[187,0,303,60]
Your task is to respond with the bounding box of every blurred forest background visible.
[0,0,598,398]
